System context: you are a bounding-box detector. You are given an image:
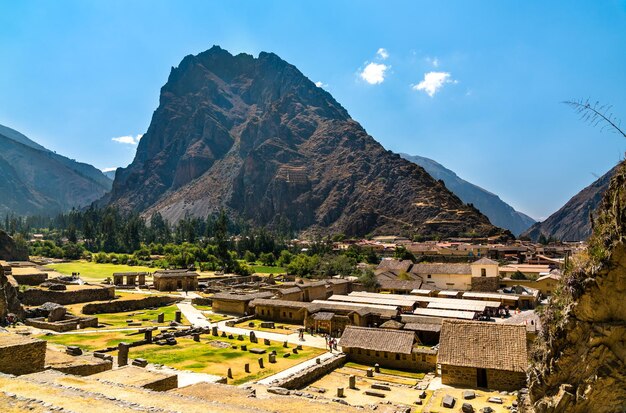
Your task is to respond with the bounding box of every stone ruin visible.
[0,265,24,323]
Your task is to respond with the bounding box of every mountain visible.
[400,153,535,236]
[108,46,504,238]
[103,170,116,180]
[0,124,113,216]
[522,164,618,242]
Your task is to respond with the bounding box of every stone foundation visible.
[25,315,98,332]
[12,272,48,286]
[82,295,181,315]
[272,354,347,389]
[441,364,526,391]
[19,285,115,306]
[0,334,46,375]
[471,276,499,292]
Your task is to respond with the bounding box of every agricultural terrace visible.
[45,261,156,283]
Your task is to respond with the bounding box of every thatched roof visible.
[438,320,528,373]
[377,279,424,291]
[376,259,413,273]
[339,326,415,354]
[380,320,405,330]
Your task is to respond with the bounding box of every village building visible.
[249,298,313,323]
[211,291,274,316]
[500,271,561,297]
[400,314,442,345]
[152,270,198,292]
[339,326,437,371]
[113,272,149,287]
[438,320,528,391]
[498,264,552,279]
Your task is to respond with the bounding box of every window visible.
[289,312,293,318]
[282,312,286,317]
[358,349,361,354]
[427,274,431,279]
[366,350,370,356]
[421,355,426,362]
[384,352,388,358]
[481,268,486,277]
[375,352,379,357]
[412,354,416,361]
[261,309,265,315]
[396,354,400,360]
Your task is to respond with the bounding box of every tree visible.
[358,267,378,290]
[564,99,626,139]
[259,252,276,266]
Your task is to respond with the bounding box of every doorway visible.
[477,368,488,388]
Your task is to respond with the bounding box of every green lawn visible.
[93,304,188,329]
[130,336,324,385]
[250,265,286,274]
[45,261,155,282]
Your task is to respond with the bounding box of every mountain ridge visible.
[400,153,535,236]
[108,46,505,238]
[0,124,112,216]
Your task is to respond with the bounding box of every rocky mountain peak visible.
[108,46,502,238]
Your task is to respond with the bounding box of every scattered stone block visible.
[221,332,227,338]
[481,408,494,413]
[263,338,271,345]
[244,363,250,373]
[349,375,356,389]
[366,368,373,377]
[462,402,474,413]
[157,313,164,323]
[212,326,219,336]
[292,348,298,354]
[237,335,244,341]
[364,391,385,398]
[132,358,148,367]
[117,342,129,366]
[228,334,234,340]
[249,348,266,354]
[414,400,422,405]
[296,345,302,350]
[193,333,200,342]
[283,353,291,358]
[371,384,390,391]
[250,331,257,343]
[419,391,427,399]
[248,322,255,327]
[488,397,503,404]
[374,363,380,373]
[269,353,276,363]
[260,322,275,329]
[267,387,290,396]
[463,391,476,400]
[442,395,455,408]
[337,387,344,398]
[175,311,182,323]
[283,341,288,348]
[227,368,233,379]
[258,357,264,368]
[241,345,247,351]
[65,346,82,356]
[232,345,238,349]
[316,357,321,364]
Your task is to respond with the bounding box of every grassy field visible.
[39,331,141,352]
[250,265,286,274]
[45,261,155,282]
[93,304,187,329]
[130,335,324,385]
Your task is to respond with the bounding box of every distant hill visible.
[0,124,112,216]
[107,46,505,238]
[103,170,116,180]
[400,153,535,236]
[522,164,618,242]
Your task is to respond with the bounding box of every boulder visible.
[462,402,474,413]
[442,395,455,408]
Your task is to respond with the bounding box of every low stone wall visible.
[25,316,99,332]
[48,358,112,376]
[225,315,255,327]
[143,374,178,391]
[191,297,212,306]
[19,285,115,306]
[487,368,527,391]
[0,335,46,375]
[82,295,181,315]
[441,364,477,388]
[272,354,347,390]
[471,276,500,292]
[12,272,48,286]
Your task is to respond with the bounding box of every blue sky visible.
[1,1,625,220]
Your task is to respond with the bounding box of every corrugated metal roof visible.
[413,308,476,320]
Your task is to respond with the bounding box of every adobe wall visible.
[274,354,347,390]
[0,336,46,375]
[82,295,181,315]
[345,347,437,372]
[19,285,115,306]
[471,276,500,292]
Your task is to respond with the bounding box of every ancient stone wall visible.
[12,272,47,286]
[82,295,181,315]
[441,364,477,387]
[19,285,115,306]
[345,347,437,372]
[25,316,98,332]
[273,354,347,389]
[471,276,499,292]
[49,358,113,376]
[0,335,46,375]
[191,297,212,306]
[143,375,178,391]
[487,368,526,391]
[212,300,247,316]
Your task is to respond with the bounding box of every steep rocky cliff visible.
[109,46,503,238]
[0,266,23,323]
[523,165,617,242]
[526,161,626,412]
[401,153,535,235]
[0,230,28,261]
[0,124,112,217]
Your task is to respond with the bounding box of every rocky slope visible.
[0,124,112,216]
[0,264,23,322]
[109,46,503,238]
[401,153,535,235]
[526,161,626,413]
[523,165,617,242]
[0,230,28,261]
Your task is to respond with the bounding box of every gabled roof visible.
[471,257,499,265]
[212,291,273,301]
[249,298,313,309]
[339,326,415,354]
[376,259,413,273]
[438,320,527,373]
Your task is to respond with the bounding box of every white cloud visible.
[426,57,439,67]
[315,81,328,88]
[376,48,389,60]
[359,62,389,85]
[102,167,117,173]
[412,71,455,97]
[112,134,143,145]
